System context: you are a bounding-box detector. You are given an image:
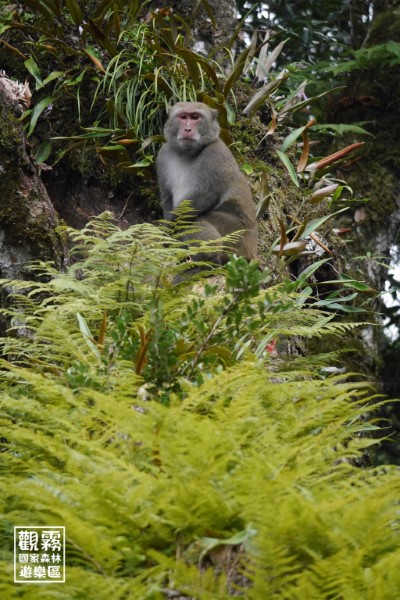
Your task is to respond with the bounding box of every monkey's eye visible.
[178,113,188,120]
[190,113,200,120]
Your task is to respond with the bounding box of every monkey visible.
[156,101,258,272]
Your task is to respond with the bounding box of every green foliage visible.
[0,2,234,163]
[0,0,362,175]
[237,0,375,64]
[324,42,400,76]
[0,214,399,598]
[0,211,359,398]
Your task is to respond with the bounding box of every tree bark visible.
[0,76,63,280]
[149,0,238,56]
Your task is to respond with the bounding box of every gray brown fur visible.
[156,101,258,264]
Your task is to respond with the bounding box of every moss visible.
[368,7,400,45]
[0,97,63,271]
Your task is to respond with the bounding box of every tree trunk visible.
[149,0,238,55]
[0,75,63,280]
[335,2,400,392]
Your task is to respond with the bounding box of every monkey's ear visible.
[209,107,219,120]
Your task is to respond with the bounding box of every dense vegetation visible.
[0,215,399,598]
[0,1,399,598]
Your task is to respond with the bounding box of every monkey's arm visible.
[160,191,174,221]
[156,147,175,220]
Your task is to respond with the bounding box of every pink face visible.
[177,111,202,142]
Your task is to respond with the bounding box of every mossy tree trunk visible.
[334,2,400,394]
[0,77,63,281]
[149,0,238,55]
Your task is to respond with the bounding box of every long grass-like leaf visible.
[305,142,365,171]
[300,207,349,239]
[275,150,300,187]
[27,96,54,137]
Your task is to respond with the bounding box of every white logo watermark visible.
[14,526,65,583]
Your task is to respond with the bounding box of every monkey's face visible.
[164,102,220,154]
[177,110,202,144]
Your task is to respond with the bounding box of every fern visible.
[0,215,399,599]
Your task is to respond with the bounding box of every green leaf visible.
[279,118,316,153]
[85,19,118,57]
[24,57,43,89]
[100,145,128,151]
[198,527,256,562]
[77,312,100,358]
[0,24,11,35]
[241,163,253,175]
[314,123,373,137]
[300,207,349,239]
[223,44,252,97]
[320,302,364,313]
[313,293,358,306]
[328,276,375,292]
[65,0,84,25]
[42,70,64,87]
[243,71,288,116]
[123,158,152,169]
[173,46,200,89]
[27,97,54,137]
[275,150,300,187]
[280,125,308,153]
[296,259,331,286]
[35,141,52,164]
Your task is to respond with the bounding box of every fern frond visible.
[0,215,398,599]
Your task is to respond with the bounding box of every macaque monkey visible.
[156,101,258,269]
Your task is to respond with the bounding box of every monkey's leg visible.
[205,208,258,261]
[173,217,226,282]
[180,217,226,265]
